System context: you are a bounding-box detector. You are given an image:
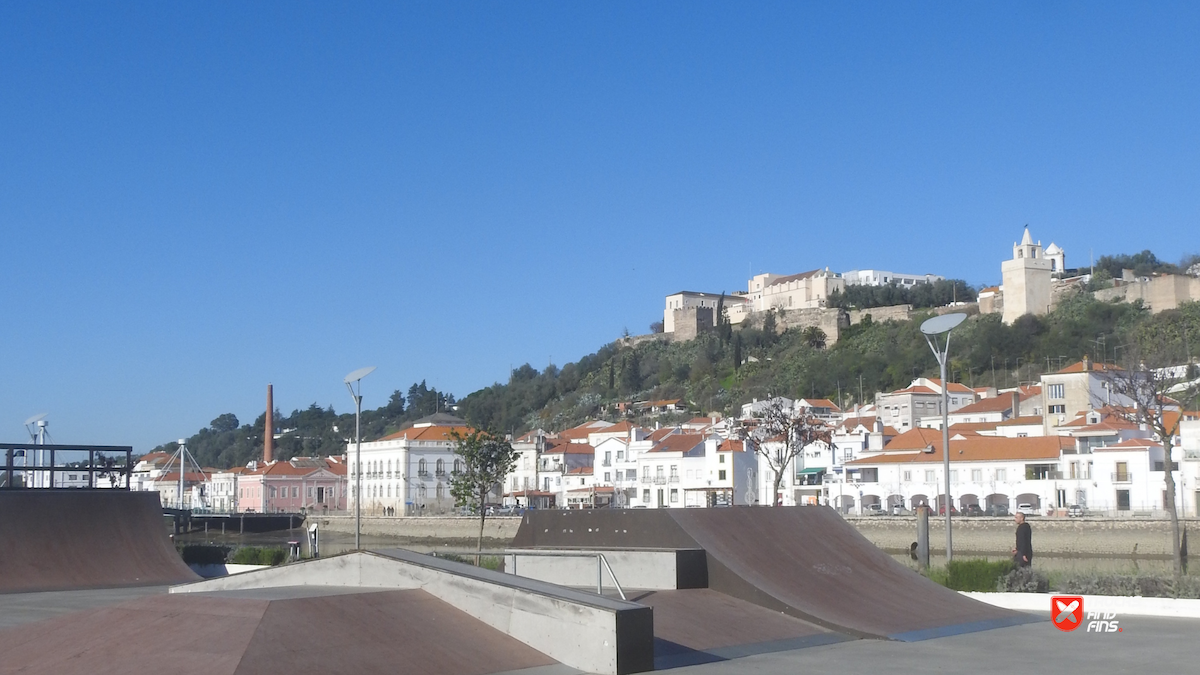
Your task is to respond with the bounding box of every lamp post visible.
[344,366,377,550]
[920,312,968,562]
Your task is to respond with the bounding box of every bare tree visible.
[1100,346,1200,580]
[746,398,831,506]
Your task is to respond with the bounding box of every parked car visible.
[1067,504,1087,518]
[987,504,1010,517]
[964,504,984,517]
[864,504,885,516]
[938,504,958,515]
[1016,503,1037,516]
[890,504,907,516]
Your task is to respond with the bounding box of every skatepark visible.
[1,490,1197,673]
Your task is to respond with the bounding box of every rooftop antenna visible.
[24,414,50,488]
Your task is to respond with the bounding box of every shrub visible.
[944,559,1015,592]
[434,553,504,572]
[1056,574,1200,599]
[230,546,288,566]
[178,545,230,566]
[999,567,1050,593]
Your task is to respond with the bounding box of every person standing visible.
[1012,512,1033,567]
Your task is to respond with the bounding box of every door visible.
[657,489,664,508]
[317,486,325,504]
[1117,489,1130,511]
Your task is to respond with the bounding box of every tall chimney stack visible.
[264,384,274,463]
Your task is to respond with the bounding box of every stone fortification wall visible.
[672,306,714,341]
[774,307,849,346]
[848,305,912,325]
[1095,274,1200,313]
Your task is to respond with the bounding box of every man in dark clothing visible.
[1012,512,1033,567]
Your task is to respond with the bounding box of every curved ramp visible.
[513,507,1036,640]
[0,490,198,593]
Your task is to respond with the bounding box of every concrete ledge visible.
[505,548,707,591]
[171,550,653,675]
[961,591,1200,619]
[187,563,269,578]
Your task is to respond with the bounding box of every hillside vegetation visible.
[160,291,1200,470]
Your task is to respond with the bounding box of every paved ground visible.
[669,612,1200,674]
[0,586,166,629]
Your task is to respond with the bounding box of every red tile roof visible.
[849,436,1072,465]
[649,434,706,454]
[1095,438,1160,452]
[1056,360,1123,374]
[378,425,474,442]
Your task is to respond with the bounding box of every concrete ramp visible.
[513,507,1036,641]
[0,490,198,593]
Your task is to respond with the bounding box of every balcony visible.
[669,475,680,483]
[640,476,652,484]
[417,469,429,478]
[1111,472,1133,484]
[653,476,667,485]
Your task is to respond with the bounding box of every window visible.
[269,486,276,498]
[292,486,298,498]
[719,454,726,464]
[643,489,651,502]
[386,484,391,497]
[604,472,611,482]
[670,489,679,503]
[902,471,911,482]
[454,459,463,474]
[719,470,727,481]
[617,450,624,460]
[418,459,427,476]
[924,470,936,483]
[971,469,982,482]
[1049,404,1066,414]
[308,487,314,498]
[435,483,444,499]
[435,459,445,476]
[995,468,1007,482]
[1048,384,1065,399]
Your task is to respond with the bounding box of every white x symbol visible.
[1055,600,1079,624]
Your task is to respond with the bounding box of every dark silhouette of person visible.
[1012,512,1033,567]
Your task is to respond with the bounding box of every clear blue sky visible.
[2,2,1197,452]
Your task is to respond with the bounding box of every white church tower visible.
[1001,227,1054,324]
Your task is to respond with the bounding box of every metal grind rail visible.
[430,549,627,600]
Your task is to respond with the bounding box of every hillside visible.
[159,291,1200,470]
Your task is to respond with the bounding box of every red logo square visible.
[1052,595,1084,631]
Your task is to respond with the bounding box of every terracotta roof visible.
[718,439,747,452]
[799,398,842,412]
[889,386,938,395]
[925,378,976,394]
[947,421,1001,434]
[649,434,706,454]
[561,443,596,455]
[848,435,1072,465]
[646,427,679,442]
[1095,438,1160,452]
[566,466,594,475]
[557,421,614,440]
[951,397,1017,415]
[979,286,1000,293]
[997,415,1044,427]
[594,421,634,435]
[1056,360,1123,374]
[378,425,474,442]
[883,427,945,450]
[835,416,899,436]
[766,269,821,287]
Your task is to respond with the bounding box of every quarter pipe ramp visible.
[0,490,198,593]
[513,506,1037,640]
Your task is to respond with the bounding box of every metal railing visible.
[506,550,627,600]
[1112,472,1133,484]
[2,443,132,490]
[653,476,667,485]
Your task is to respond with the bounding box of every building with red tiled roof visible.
[234,457,347,514]
[875,378,979,432]
[1042,356,1137,435]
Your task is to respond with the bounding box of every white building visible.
[875,378,979,431]
[348,414,486,516]
[629,433,756,508]
[1001,227,1058,324]
[842,270,944,287]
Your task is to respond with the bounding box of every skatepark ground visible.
[3,586,1197,674]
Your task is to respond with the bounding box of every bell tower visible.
[1001,227,1053,324]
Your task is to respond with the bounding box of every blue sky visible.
[2,2,1197,451]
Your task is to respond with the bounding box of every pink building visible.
[237,457,347,514]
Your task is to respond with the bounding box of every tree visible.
[449,428,519,562]
[745,398,831,506]
[733,333,743,371]
[210,413,239,434]
[650,320,664,334]
[802,326,827,350]
[1100,344,1200,580]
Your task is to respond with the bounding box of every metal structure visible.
[1,443,132,490]
[344,365,377,550]
[161,438,208,510]
[919,312,968,562]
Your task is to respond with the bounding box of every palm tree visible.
[802,326,827,350]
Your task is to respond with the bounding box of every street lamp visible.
[344,366,377,550]
[920,312,968,562]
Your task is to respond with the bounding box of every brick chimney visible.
[264,384,274,464]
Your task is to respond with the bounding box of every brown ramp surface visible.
[513,507,1038,641]
[0,588,560,675]
[0,490,198,593]
[669,507,1036,640]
